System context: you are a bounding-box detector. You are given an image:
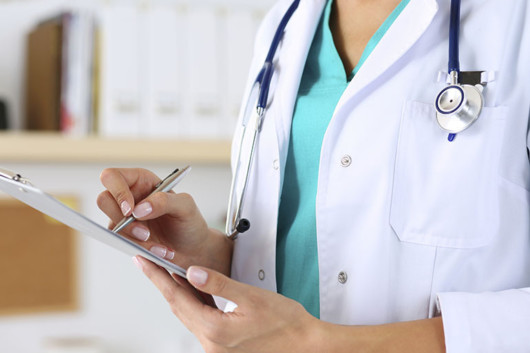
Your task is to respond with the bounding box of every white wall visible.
[0,162,232,353]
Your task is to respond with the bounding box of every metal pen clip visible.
[0,168,33,186]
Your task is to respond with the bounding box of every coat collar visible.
[334,0,439,113]
[271,0,439,138]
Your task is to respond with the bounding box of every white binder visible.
[99,4,144,137]
[0,168,186,278]
[145,4,184,138]
[184,5,222,138]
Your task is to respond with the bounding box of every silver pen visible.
[112,165,191,233]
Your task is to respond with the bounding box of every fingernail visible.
[131,226,150,241]
[132,256,143,270]
[133,202,152,218]
[150,246,167,258]
[121,201,131,216]
[166,250,175,260]
[187,267,208,286]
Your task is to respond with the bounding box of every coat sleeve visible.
[439,27,530,349]
[436,289,530,352]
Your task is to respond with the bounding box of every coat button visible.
[258,269,265,281]
[338,271,348,284]
[273,159,280,170]
[341,155,352,167]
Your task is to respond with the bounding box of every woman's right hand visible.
[96,168,233,276]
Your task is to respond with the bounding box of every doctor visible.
[98,0,530,351]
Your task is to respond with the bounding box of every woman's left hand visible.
[133,256,322,353]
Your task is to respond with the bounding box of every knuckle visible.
[96,191,109,209]
[210,277,227,296]
[151,192,169,211]
[115,190,130,204]
[204,323,226,345]
[99,168,116,184]
[160,283,178,305]
[169,303,180,317]
[176,192,197,217]
[139,168,153,177]
[99,169,131,203]
[167,298,182,318]
[178,192,194,204]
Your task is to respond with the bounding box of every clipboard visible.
[0,168,187,278]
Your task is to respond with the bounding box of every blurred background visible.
[0,0,274,352]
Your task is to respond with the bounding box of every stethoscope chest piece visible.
[435,83,484,134]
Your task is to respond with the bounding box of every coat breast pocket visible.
[390,101,507,248]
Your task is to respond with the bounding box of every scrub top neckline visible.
[325,0,412,82]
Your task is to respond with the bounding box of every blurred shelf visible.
[0,132,232,164]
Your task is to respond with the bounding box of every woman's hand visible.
[134,255,447,353]
[134,256,323,353]
[97,168,233,275]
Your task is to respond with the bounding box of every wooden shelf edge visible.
[0,132,232,164]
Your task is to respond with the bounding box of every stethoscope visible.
[435,0,484,141]
[225,0,483,239]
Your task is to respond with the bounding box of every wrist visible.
[203,227,234,276]
[298,314,335,353]
[311,320,362,353]
[314,318,446,353]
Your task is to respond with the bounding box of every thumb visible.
[187,266,247,304]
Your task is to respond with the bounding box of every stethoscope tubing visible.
[257,0,300,110]
[449,0,461,74]
[226,0,300,238]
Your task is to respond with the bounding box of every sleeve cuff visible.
[436,289,530,353]
[436,292,473,353]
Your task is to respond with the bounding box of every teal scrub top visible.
[276,0,410,319]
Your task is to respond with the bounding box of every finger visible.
[99,168,159,216]
[136,257,228,343]
[99,168,138,216]
[171,273,217,308]
[97,190,125,222]
[107,218,176,260]
[149,244,175,261]
[131,192,201,222]
[98,191,153,242]
[186,266,250,306]
[100,194,179,262]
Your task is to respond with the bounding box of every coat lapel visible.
[272,0,327,163]
[335,0,439,112]
[269,0,439,163]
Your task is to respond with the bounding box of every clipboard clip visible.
[0,168,33,186]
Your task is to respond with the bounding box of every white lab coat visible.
[230,0,530,351]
